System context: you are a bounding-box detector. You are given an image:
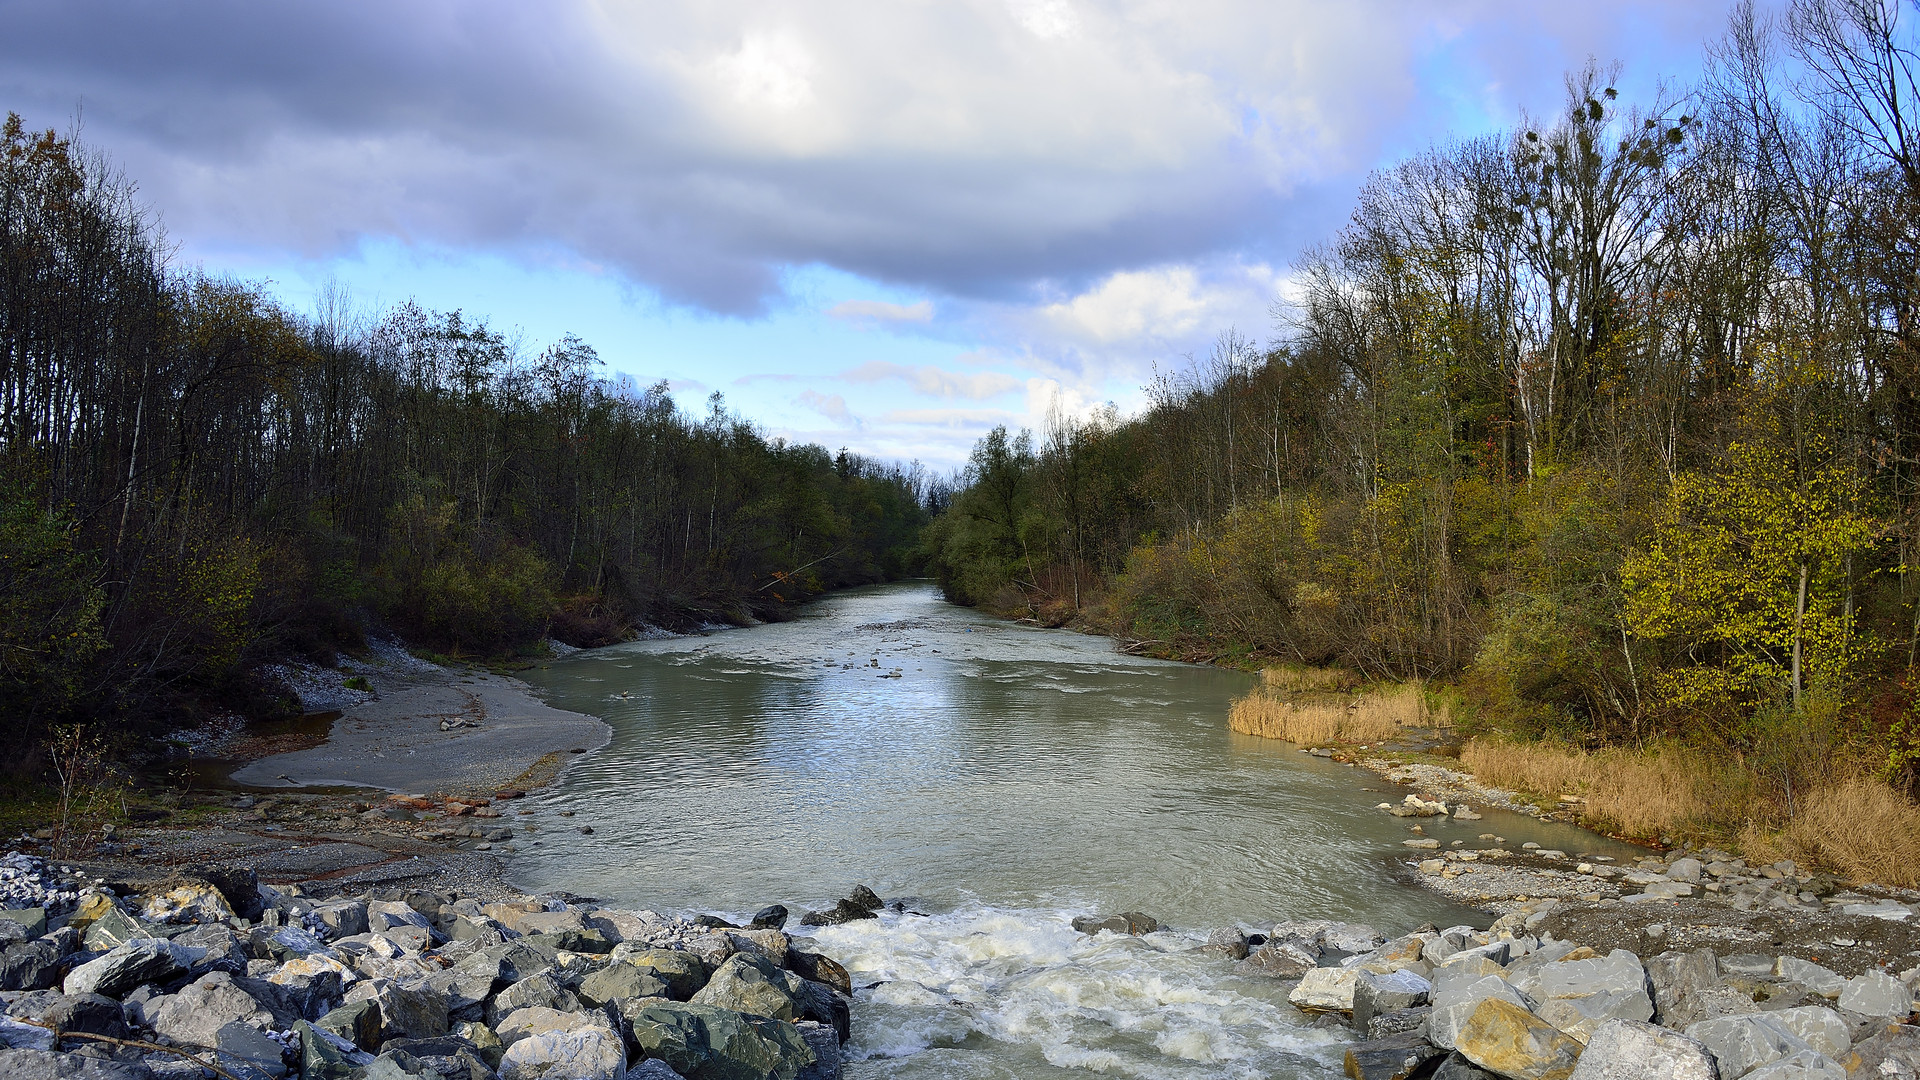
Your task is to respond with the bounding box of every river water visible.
[515,583,1638,1079]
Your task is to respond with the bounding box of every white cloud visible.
[1008,0,1077,40]
[797,389,856,425]
[712,31,817,113]
[1041,266,1209,343]
[841,361,1020,400]
[827,299,934,322]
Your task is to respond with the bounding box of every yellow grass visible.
[1229,681,1444,745]
[1460,741,1719,841]
[1744,781,1920,888]
[1261,664,1351,694]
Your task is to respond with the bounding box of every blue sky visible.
[4,0,1731,469]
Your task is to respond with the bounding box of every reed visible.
[1229,679,1443,745]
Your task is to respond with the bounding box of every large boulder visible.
[486,972,580,1026]
[624,1002,816,1080]
[345,979,449,1040]
[140,882,234,925]
[296,1020,374,1080]
[1069,912,1159,936]
[309,901,369,941]
[1344,1033,1447,1080]
[577,963,670,1008]
[1354,970,1433,1035]
[1431,976,1532,1050]
[1776,959,1846,1001]
[692,954,809,1022]
[0,941,63,992]
[1568,1019,1717,1080]
[494,1005,617,1048]
[366,902,434,936]
[1687,1014,1815,1078]
[1837,1023,1920,1079]
[63,940,188,999]
[212,1019,291,1077]
[1289,968,1360,1013]
[612,949,710,1001]
[1238,939,1319,979]
[1455,998,1583,1080]
[6,991,128,1040]
[146,972,281,1048]
[0,1049,152,1080]
[1838,973,1913,1021]
[1744,1049,1845,1080]
[1764,1007,1852,1059]
[499,1028,628,1080]
[1531,951,1656,1045]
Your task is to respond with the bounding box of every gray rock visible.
[365,902,433,936]
[1430,976,1531,1051]
[0,912,46,940]
[355,1050,440,1080]
[1431,1052,1496,1080]
[295,1020,371,1080]
[1668,859,1705,883]
[82,911,149,952]
[64,940,187,999]
[1686,1014,1813,1078]
[1367,1006,1432,1040]
[624,1002,816,1080]
[574,963,671,1009]
[792,1020,838,1080]
[1777,959,1846,1000]
[0,941,62,992]
[1762,1007,1851,1059]
[1531,951,1656,1044]
[1453,997,1583,1080]
[6,991,128,1040]
[486,973,580,1026]
[495,1005,616,1048]
[317,999,382,1052]
[1200,927,1249,960]
[691,954,809,1023]
[1839,972,1913,1020]
[626,1061,689,1080]
[1323,923,1388,953]
[0,1049,152,1080]
[609,950,709,1001]
[146,972,279,1048]
[1744,1049,1845,1080]
[348,980,449,1040]
[1354,970,1433,1035]
[1068,912,1159,936]
[0,1017,54,1053]
[1237,939,1318,979]
[1567,1019,1717,1080]
[1288,968,1360,1013]
[1343,1033,1447,1080]
[213,1020,289,1078]
[422,966,494,1018]
[1837,1023,1920,1079]
[309,902,368,940]
[1724,955,1779,977]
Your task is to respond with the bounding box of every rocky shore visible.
[0,854,887,1080]
[1126,901,1920,1079]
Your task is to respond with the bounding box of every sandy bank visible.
[229,661,610,798]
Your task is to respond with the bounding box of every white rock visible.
[1568,1019,1717,1080]
[1838,971,1914,1019]
[1288,968,1359,1012]
[1758,1007,1851,1059]
[1743,1049,1846,1080]
[499,1027,626,1080]
[1685,1014,1813,1078]
[1774,958,1845,1000]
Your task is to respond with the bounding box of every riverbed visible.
[515,582,1640,1079]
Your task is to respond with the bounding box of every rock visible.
[213,1020,290,1077]
[64,940,187,999]
[317,999,383,1051]
[0,1017,55,1052]
[0,940,63,992]
[1647,950,1735,1028]
[0,912,46,940]
[1344,1032,1447,1080]
[485,973,580,1025]
[296,1019,371,1080]
[1667,859,1705,884]
[81,911,148,952]
[0,1049,152,1079]
[1776,959,1846,1000]
[576,963,669,1007]
[1354,970,1433,1035]
[749,906,788,931]
[624,1001,816,1080]
[1069,912,1159,936]
[1239,939,1320,979]
[1745,1049,1846,1080]
[349,979,449,1040]
[377,1037,489,1080]
[1566,1019,1717,1080]
[499,1022,625,1076]
[146,972,279,1048]
[1404,839,1442,849]
[7,991,128,1040]
[792,1020,839,1080]
[846,886,883,913]
[1359,934,1434,977]
[1367,1006,1433,1040]
[457,1021,503,1068]
[1452,807,1484,821]
[140,883,233,926]
[1837,1023,1920,1079]
[495,1005,617,1048]
[1430,976,1532,1051]
[1724,955,1780,977]
[1529,951,1655,1044]
[357,1049,439,1079]
[627,1062,689,1080]
[1390,794,1449,817]
[1839,972,1913,1020]
[365,902,434,938]
[691,953,811,1023]
[612,949,710,1001]
[1455,997,1583,1080]
[1764,1007,1852,1059]
[1686,1014,1814,1078]
[1324,923,1388,953]
[1290,968,1361,1013]
[1431,1052,1496,1080]
[725,930,790,968]
[1200,927,1250,960]
[783,952,850,998]
[310,902,369,940]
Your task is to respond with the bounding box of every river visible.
[515,582,1638,1079]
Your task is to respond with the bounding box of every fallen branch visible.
[15,1019,245,1080]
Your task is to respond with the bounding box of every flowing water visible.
[514,582,1641,1079]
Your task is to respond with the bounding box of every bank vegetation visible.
[925,1,1920,879]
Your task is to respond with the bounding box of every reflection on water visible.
[515,583,1640,1078]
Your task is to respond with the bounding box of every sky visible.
[1,0,1735,470]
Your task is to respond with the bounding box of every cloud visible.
[797,389,856,425]
[0,0,1724,315]
[827,299,934,322]
[840,361,1020,400]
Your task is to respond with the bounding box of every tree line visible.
[0,114,930,769]
[927,0,1920,789]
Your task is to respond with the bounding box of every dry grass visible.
[1461,741,1722,841]
[1743,781,1920,888]
[1261,665,1353,694]
[1230,681,1445,745]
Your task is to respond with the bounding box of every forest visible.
[927,1,1920,808]
[0,114,930,770]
